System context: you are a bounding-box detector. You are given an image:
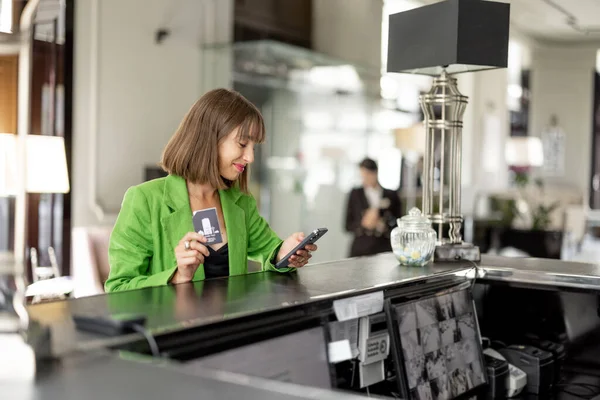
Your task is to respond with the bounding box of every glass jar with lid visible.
[391,207,437,267]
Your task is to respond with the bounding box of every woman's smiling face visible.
[218,127,256,181]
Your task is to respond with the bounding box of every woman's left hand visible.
[277,232,318,268]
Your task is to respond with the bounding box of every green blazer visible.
[105,174,291,292]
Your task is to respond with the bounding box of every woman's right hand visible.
[171,232,210,284]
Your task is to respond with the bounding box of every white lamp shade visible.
[0,0,13,34]
[0,133,70,195]
[394,123,426,154]
[505,136,544,167]
[0,134,18,196]
[27,135,70,193]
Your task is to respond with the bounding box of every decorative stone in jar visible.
[391,207,437,267]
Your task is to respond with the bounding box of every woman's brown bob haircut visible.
[160,88,265,192]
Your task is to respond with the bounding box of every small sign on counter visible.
[329,319,359,358]
[328,340,353,363]
[333,291,384,322]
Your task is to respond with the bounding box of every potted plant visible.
[499,175,563,259]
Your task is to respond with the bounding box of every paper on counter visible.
[329,319,359,358]
[328,340,353,363]
[333,291,384,321]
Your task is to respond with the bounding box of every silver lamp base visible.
[434,242,481,262]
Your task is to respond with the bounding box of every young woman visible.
[105,89,317,292]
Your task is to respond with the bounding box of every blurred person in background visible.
[345,158,402,257]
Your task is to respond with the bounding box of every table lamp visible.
[0,133,70,274]
[505,136,544,186]
[505,136,544,169]
[0,133,18,196]
[387,0,510,262]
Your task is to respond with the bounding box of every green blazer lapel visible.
[219,188,246,276]
[160,175,195,267]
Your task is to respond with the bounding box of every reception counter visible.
[5,253,600,399]
[479,255,600,291]
[26,252,473,356]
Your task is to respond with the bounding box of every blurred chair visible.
[30,247,60,282]
[71,226,112,297]
[26,247,74,303]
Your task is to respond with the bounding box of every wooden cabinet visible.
[234,0,312,48]
[0,55,18,134]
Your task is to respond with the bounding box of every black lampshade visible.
[387,0,510,76]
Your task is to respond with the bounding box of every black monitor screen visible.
[394,288,485,400]
[184,326,331,389]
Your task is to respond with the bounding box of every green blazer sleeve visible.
[105,186,177,292]
[245,195,293,273]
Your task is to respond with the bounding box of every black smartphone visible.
[275,228,328,269]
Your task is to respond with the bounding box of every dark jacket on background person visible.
[344,187,402,258]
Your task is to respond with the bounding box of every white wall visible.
[458,26,541,214]
[529,44,597,203]
[459,68,510,214]
[72,0,232,228]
